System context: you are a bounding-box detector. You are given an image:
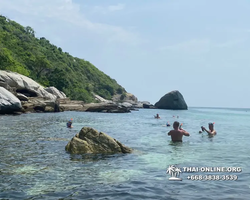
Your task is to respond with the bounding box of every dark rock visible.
[155,90,188,110]
[16,93,29,101]
[143,102,156,109]
[21,97,61,113]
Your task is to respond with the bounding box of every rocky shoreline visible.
[0,70,188,115]
[0,70,156,115]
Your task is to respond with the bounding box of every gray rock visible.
[65,127,133,154]
[57,98,85,111]
[0,70,56,100]
[85,102,131,113]
[155,90,188,110]
[112,93,138,104]
[92,93,113,103]
[16,93,28,101]
[0,87,22,114]
[118,102,133,108]
[45,87,66,99]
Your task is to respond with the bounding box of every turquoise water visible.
[0,108,250,199]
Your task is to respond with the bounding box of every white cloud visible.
[107,4,125,11]
[215,39,246,48]
[159,39,211,54]
[159,38,246,54]
[0,0,141,45]
[92,3,125,14]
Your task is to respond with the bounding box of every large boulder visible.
[0,70,56,100]
[155,90,188,110]
[65,127,133,154]
[0,87,22,114]
[45,87,66,99]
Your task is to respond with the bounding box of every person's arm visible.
[203,128,216,136]
[168,131,172,136]
[180,128,190,136]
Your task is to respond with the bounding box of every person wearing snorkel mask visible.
[200,123,217,136]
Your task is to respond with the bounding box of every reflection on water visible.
[0,108,250,199]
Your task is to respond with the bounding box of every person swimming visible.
[67,119,73,128]
[155,114,160,119]
[166,122,171,126]
[167,121,190,142]
[200,123,216,136]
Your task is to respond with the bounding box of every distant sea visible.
[0,107,249,200]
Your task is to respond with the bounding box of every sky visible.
[0,0,250,108]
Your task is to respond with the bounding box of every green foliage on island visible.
[0,15,126,102]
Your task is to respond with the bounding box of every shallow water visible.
[0,108,250,199]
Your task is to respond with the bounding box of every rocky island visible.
[155,90,188,110]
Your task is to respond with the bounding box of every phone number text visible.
[187,175,238,181]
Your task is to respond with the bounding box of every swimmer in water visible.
[167,121,190,142]
[201,123,216,136]
[155,114,160,119]
[67,119,73,128]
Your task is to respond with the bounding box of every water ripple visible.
[0,108,249,199]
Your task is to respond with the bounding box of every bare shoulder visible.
[168,130,174,135]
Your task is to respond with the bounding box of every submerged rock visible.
[155,90,188,110]
[65,127,133,154]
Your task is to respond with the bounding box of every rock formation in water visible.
[0,87,22,114]
[65,127,133,154]
[155,90,188,110]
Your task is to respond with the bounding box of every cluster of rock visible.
[0,70,65,114]
[0,70,146,114]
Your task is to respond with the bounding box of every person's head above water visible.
[173,121,180,130]
[208,123,214,131]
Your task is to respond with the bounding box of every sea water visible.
[0,107,249,199]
